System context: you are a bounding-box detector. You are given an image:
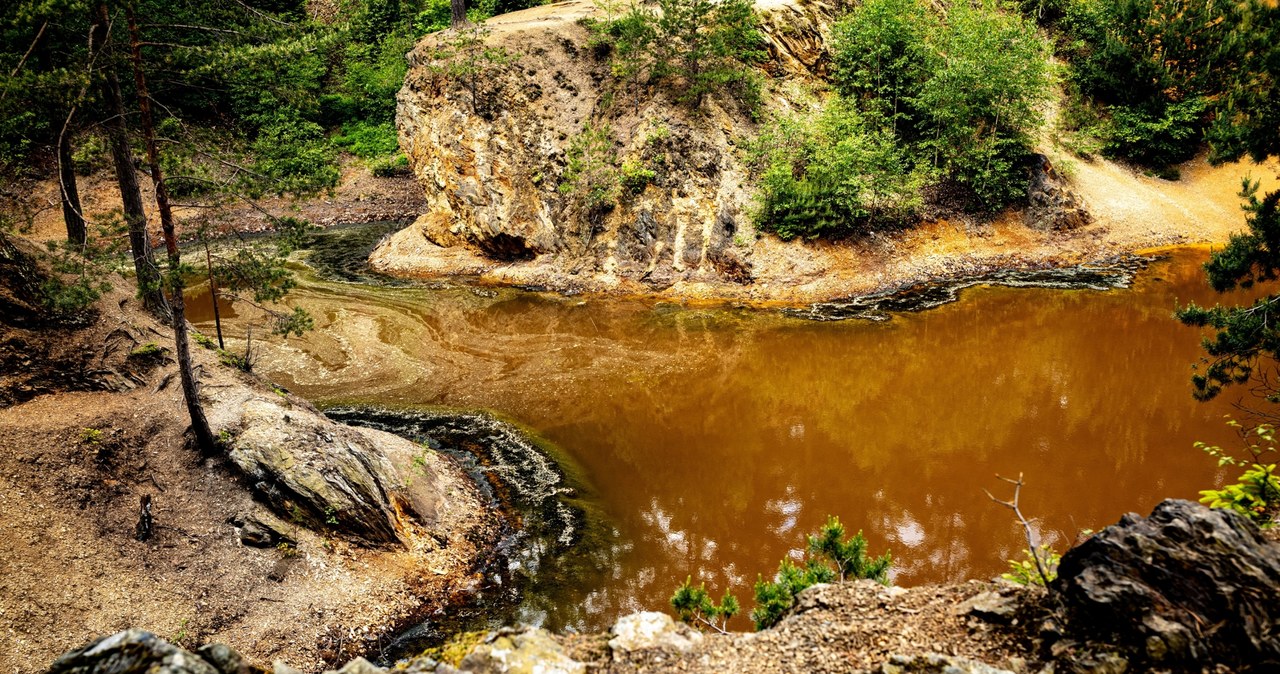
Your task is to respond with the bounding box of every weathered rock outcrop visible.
[205,388,451,548]
[1024,154,1091,231]
[378,0,857,294]
[1055,499,1280,670]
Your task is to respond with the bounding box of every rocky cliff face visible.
[376,0,851,295]
[375,0,1279,303]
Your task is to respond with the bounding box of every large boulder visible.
[380,0,867,292]
[207,390,448,548]
[1054,499,1280,670]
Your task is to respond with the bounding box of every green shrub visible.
[71,133,109,176]
[618,158,655,194]
[774,0,1053,225]
[559,123,618,210]
[1100,98,1207,168]
[1057,0,1245,168]
[218,348,253,372]
[371,153,411,177]
[40,275,112,314]
[249,114,339,197]
[751,104,925,239]
[338,32,417,123]
[829,0,938,134]
[332,120,400,158]
[1196,420,1280,524]
[1002,545,1061,585]
[1200,464,1280,523]
[38,228,123,314]
[912,0,1050,210]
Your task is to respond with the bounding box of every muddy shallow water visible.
[189,227,1263,633]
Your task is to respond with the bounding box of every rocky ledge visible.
[43,499,1280,674]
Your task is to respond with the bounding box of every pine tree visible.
[1175,1,1280,406]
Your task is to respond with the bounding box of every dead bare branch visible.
[984,472,1054,591]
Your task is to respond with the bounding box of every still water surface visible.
[189,232,1261,632]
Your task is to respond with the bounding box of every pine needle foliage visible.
[751,558,836,630]
[1177,181,1280,402]
[670,577,741,633]
[751,517,891,630]
[806,515,893,583]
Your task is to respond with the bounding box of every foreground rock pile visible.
[40,501,1280,674]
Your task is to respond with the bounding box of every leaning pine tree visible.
[125,6,216,452]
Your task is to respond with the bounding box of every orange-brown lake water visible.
[189,234,1263,632]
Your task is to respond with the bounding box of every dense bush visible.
[829,0,938,136]
[751,103,925,240]
[755,0,1050,239]
[1054,0,1250,168]
[1100,98,1207,168]
[914,0,1050,207]
[332,121,401,159]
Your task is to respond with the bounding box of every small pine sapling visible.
[670,577,740,633]
[750,557,835,630]
[807,515,892,583]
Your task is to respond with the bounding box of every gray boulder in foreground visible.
[1055,498,1280,669]
[47,630,223,674]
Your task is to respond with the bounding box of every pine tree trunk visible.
[95,3,166,314]
[127,6,216,454]
[451,0,466,28]
[204,238,225,350]
[57,129,87,246]
[37,29,87,247]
